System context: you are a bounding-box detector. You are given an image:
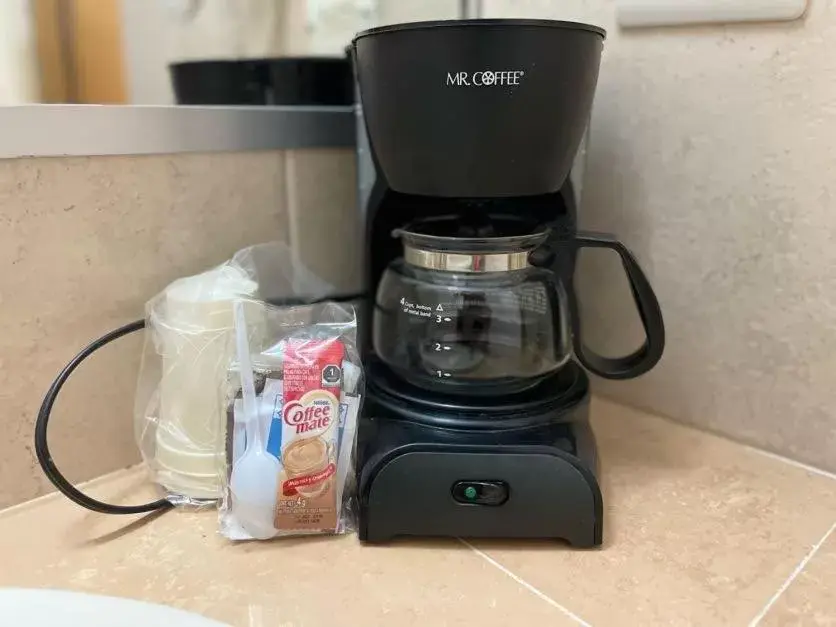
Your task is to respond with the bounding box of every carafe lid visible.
[393,215,549,255]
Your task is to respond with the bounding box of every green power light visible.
[464,486,478,500]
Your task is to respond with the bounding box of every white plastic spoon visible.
[229,301,280,539]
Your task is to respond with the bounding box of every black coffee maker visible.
[351,19,665,547]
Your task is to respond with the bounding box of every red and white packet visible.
[273,338,345,532]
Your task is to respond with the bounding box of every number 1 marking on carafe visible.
[436,370,452,378]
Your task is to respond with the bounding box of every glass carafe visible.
[372,216,665,395]
[374,258,571,394]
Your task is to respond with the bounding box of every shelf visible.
[0,105,356,159]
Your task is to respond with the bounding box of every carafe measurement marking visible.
[400,298,453,323]
[399,297,432,318]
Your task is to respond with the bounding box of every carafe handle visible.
[531,231,665,380]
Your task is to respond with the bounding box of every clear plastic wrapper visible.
[219,301,362,540]
[133,242,341,507]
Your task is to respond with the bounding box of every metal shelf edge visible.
[0,105,356,160]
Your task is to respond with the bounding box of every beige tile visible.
[471,398,836,626]
[0,152,289,508]
[286,148,363,295]
[761,526,836,626]
[0,469,576,627]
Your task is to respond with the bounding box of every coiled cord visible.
[34,319,173,514]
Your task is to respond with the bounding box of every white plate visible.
[0,589,229,627]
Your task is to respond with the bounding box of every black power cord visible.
[34,291,367,515]
[34,319,173,515]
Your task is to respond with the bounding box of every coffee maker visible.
[351,19,665,548]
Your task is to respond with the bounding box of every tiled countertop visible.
[1,399,833,626]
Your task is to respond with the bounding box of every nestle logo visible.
[446,70,524,87]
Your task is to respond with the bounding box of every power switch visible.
[452,481,509,506]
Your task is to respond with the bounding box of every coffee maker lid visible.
[353,19,606,42]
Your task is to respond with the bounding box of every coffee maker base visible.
[357,381,603,548]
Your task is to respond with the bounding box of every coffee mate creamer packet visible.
[274,339,345,532]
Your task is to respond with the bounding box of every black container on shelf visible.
[170,57,354,106]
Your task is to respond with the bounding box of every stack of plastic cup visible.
[153,265,259,501]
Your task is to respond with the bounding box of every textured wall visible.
[485,0,836,470]
[0,148,357,508]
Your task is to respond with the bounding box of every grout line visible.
[747,447,836,482]
[459,539,593,627]
[748,520,836,626]
[0,465,147,519]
